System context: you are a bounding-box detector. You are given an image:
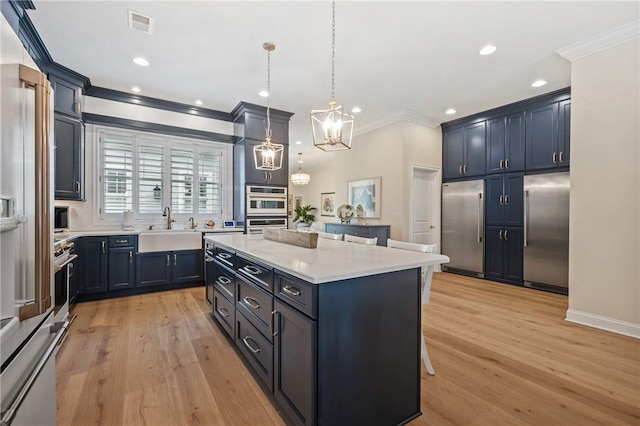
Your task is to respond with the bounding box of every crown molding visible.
[556,20,639,61]
[354,110,440,137]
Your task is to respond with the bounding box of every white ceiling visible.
[28,1,639,169]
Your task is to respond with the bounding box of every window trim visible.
[95,125,232,225]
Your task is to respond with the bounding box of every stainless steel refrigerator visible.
[442,180,484,277]
[523,172,570,293]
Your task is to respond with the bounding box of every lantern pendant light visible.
[311,0,354,152]
[254,42,284,171]
[290,153,311,186]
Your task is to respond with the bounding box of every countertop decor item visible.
[348,177,381,218]
[291,152,311,186]
[310,0,355,151]
[321,192,335,216]
[355,204,367,225]
[122,210,134,230]
[336,204,354,223]
[263,228,318,248]
[253,42,284,171]
[293,204,316,229]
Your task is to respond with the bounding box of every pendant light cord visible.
[266,45,272,139]
[331,0,336,101]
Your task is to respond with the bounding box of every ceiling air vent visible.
[128,10,153,34]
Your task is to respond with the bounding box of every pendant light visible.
[310,0,355,152]
[290,153,311,186]
[254,42,284,171]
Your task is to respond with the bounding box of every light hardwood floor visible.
[56,273,640,425]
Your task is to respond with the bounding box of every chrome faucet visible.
[162,206,176,229]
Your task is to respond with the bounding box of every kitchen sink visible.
[138,231,202,252]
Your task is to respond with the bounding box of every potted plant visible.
[293,204,316,230]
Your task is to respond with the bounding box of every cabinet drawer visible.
[214,246,235,269]
[109,235,135,248]
[213,289,235,339]
[236,277,273,341]
[236,310,274,392]
[275,272,317,319]
[214,263,235,303]
[237,255,273,292]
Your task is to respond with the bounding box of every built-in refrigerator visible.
[442,179,484,277]
[523,172,570,294]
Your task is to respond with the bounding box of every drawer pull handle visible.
[217,252,231,259]
[242,336,261,354]
[116,239,127,243]
[282,285,301,297]
[499,195,504,205]
[205,255,214,263]
[217,307,230,318]
[243,296,260,309]
[499,159,504,169]
[217,276,231,285]
[242,265,261,276]
[505,158,509,169]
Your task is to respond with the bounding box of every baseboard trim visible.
[566,309,640,339]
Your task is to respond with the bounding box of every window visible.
[98,127,229,221]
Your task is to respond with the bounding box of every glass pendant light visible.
[290,153,311,186]
[310,0,354,152]
[254,42,284,170]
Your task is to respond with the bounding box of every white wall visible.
[289,121,442,243]
[567,38,640,337]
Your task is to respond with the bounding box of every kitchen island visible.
[204,234,449,426]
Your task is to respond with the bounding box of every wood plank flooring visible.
[56,274,640,425]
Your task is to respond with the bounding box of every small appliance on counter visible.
[122,210,134,231]
[54,205,69,232]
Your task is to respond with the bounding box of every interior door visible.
[411,167,438,246]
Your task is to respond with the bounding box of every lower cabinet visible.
[108,247,135,290]
[79,237,108,294]
[273,298,316,426]
[137,249,203,287]
[485,226,524,283]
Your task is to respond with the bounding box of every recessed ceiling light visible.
[132,99,141,104]
[131,86,141,93]
[445,108,456,115]
[479,45,497,56]
[531,79,547,88]
[258,90,269,97]
[295,141,302,145]
[190,109,198,115]
[195,100,203,106]
[351,106,362,113]
[133,57,149,66]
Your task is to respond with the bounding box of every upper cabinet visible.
[486,112,525,174]
[48,73,83,119]
[48,67,87,200]
[443,121,486,180]
[443,89,570,183]
[525,100,571,171]
[54,115,84,200]
[243,112,289,145]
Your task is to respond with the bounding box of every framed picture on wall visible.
[287,194,293,217]
[320,192,335,216]
[294,196,302,209]
[348,177,381,218]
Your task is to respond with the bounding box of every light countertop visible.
[54,227,243,243]
[205,234,450,284]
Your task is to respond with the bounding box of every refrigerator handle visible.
[524,190,529,247]
[477,193,483,243]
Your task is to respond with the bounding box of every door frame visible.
[409,164,441,269]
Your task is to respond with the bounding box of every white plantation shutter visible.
[98,127,227,220]
[171,148,195,214]
[198,151,221,214]
[102,135,133,213]
[138,142,164,214]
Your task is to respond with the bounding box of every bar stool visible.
[387,238,438,375]
[344,234,378,245]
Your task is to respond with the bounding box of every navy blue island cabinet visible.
[207,240,427,426]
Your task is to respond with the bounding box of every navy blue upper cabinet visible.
[485,173,523,227]
[525,101,570,171]
[487,113,525,174]
[443,122,486,179]
[49,74,82,119]
[558,100,571,168]
[54,114,84,200]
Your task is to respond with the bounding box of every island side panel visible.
[317,268,422,425]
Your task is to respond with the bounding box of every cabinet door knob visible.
[166,255,170,266]
[75,181,80,193]
[458,165,463,175]
[499,230,503,240]
[505,158,509,169]
[174,254,177,266]
[499,195,504,205]
[504,195,509,205]
[463,164,467,174]
[559,151,564,163]
[101,241,106,253]
[499,159,504,169]
[129,251,133,264]
[504,229,508,240]
[553,152,558,164]
[270,310,278,336]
